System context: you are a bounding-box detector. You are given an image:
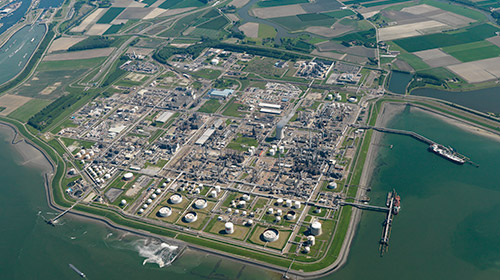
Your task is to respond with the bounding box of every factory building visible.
[208,89,234,99]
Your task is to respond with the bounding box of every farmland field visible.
[269,14,337,31]
[444,42,500,62]
[103,24,123,35]
[363,0,410,8]
[198,99,222,113]
[393,24,500,52]
[159,0,205,9]
[197,16,229,30]
[8,99,52,122]
[96,8,125,24]
[256,0,308,8]
[421,0,487,22]
[258,24,276,38]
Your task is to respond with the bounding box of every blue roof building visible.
[208,89,234,99]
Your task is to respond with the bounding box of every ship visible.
[69,264,86,278]
[428,143,465,165]
[392,191,400,215]
[0,1,21,20]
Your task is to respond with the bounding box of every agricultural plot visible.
[159,0,205,9]
[8,99,52,122]
[43,48,115,61]
[447,57,500,83]
[48,37,87,53]
[239,22,259,37]
[85,24,112,35]
[197,16,229,30]
[243,57,288,78]
[252,4,307,19]
[255,0,308,8]
[413,49,460,68]
[15,69,89,99]
[258,23,276,38]
[0,94,31,116]
[441,41,500,62]
[96,7,126,24]
[103,24,123,35]
[71,8,107,33]
[269,13,337,31]
[379,20,448,41]
[393,24,500,52]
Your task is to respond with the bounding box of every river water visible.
[0,0,31,35]
[412,87,500,114]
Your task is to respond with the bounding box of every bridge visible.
[353,125,435,145]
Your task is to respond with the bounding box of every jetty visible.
[47,201,79,226]
[353,125,478,167]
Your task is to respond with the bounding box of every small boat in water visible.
[69,264,86,278]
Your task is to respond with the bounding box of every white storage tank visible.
[151,194,157,199]
[215,185,221,193]
[276,209,283,216]
[238,201,246,208]
[146,199,153,204]
[120,199,127,206]
[307,235,316,246]
[328,181,337,189]
[155,189,162,194]
[310,221,322,236]
[276,198,283,205]
[169,194,183,204]
[158,207,172,217]
[293,201,301,209]
[225,222,235,234]
[183,212,198,223]
[275,216,282,222]
[194,198,208,209]
[303,246,311,254]
[246,219,254,226]
[209,190,218,198]
[262,229,279,242]
[267,208,274,214]
[286,210,296,220]
[285,199,292,207]
[242,194,250,201]
[123,172,134,180]
[279,146,285,153]
[269,149,276,156]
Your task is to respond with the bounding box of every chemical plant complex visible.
[52,44,379,271]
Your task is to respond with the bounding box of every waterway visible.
[0,23,45,85]
[387,70,412,94]
[38,0,64,9]
[328,105,500,279]
[0,124,280,279]
[0,0,31,35]
[412,87,500,114]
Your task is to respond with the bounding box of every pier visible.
[354,125,478,167]
[47,201,79,226]
[380,193,395,255]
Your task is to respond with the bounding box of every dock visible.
[379,193,395,255]
[353,125,478,167]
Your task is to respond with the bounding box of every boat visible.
[392,191,400,215]
[30,37,34,42]
[69,264,86,278]
[428,143,465,165]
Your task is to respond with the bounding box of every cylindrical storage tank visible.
[193,188,200,195]
[310,221,322,236]
[75,152,81,158]
[151,194,157,199]
[276,198,283,205]
[155,189,162,194]
[242,194,250,201]
[225,222,234,234]
[267,208,274,214]
[271,144,277,150]
[262,229,279,242]
[303,246,311,254]
[158,206,172,217]
[138,208,144,214]
[231,201,237,208]
[210,190,218,198]
[238,201,246,208]
[270,149,276,156]
[183,212,198,223]
[242,211,247,216]
[120,199,127,206]
[194,198,208,209]
[234,209,240,215]
[286,210,296,220]
[142,204,148,209]
[328,181,337,189]
[162,182,167,188]
[293,201,301,209]
[104,173,111,179]
[246,219,254,226]
[146,199,153,204]
[227,208,232,213]
[285,199,292,207]
[276,209,283,216]
[249,212,255,217]
[215,185,221,193]
[217,216,223,221]
[279,146,285,153]
[123,172,134,180]
[169,194,183,204]
[307,235,316,246]
[314,207,322,214]
[275,216,282,222]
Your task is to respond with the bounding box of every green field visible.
[192,68,221,80]
[422,0,487,22]
[159,0,205,9]
[255,0,308,8]
[96,7,125,24]
[322,9,355,18]
[363,0,410,8]
[142,0,158,6]
[393,24,500,52]
[198,16,229,30]
[258,23,276,38]
[227,135,259,151]
[8,99,52,122]
[103,24,123,35]
[442,41,500,62]
[37,57,106,71]
[222,98,249,117]
[198,99,223,113]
